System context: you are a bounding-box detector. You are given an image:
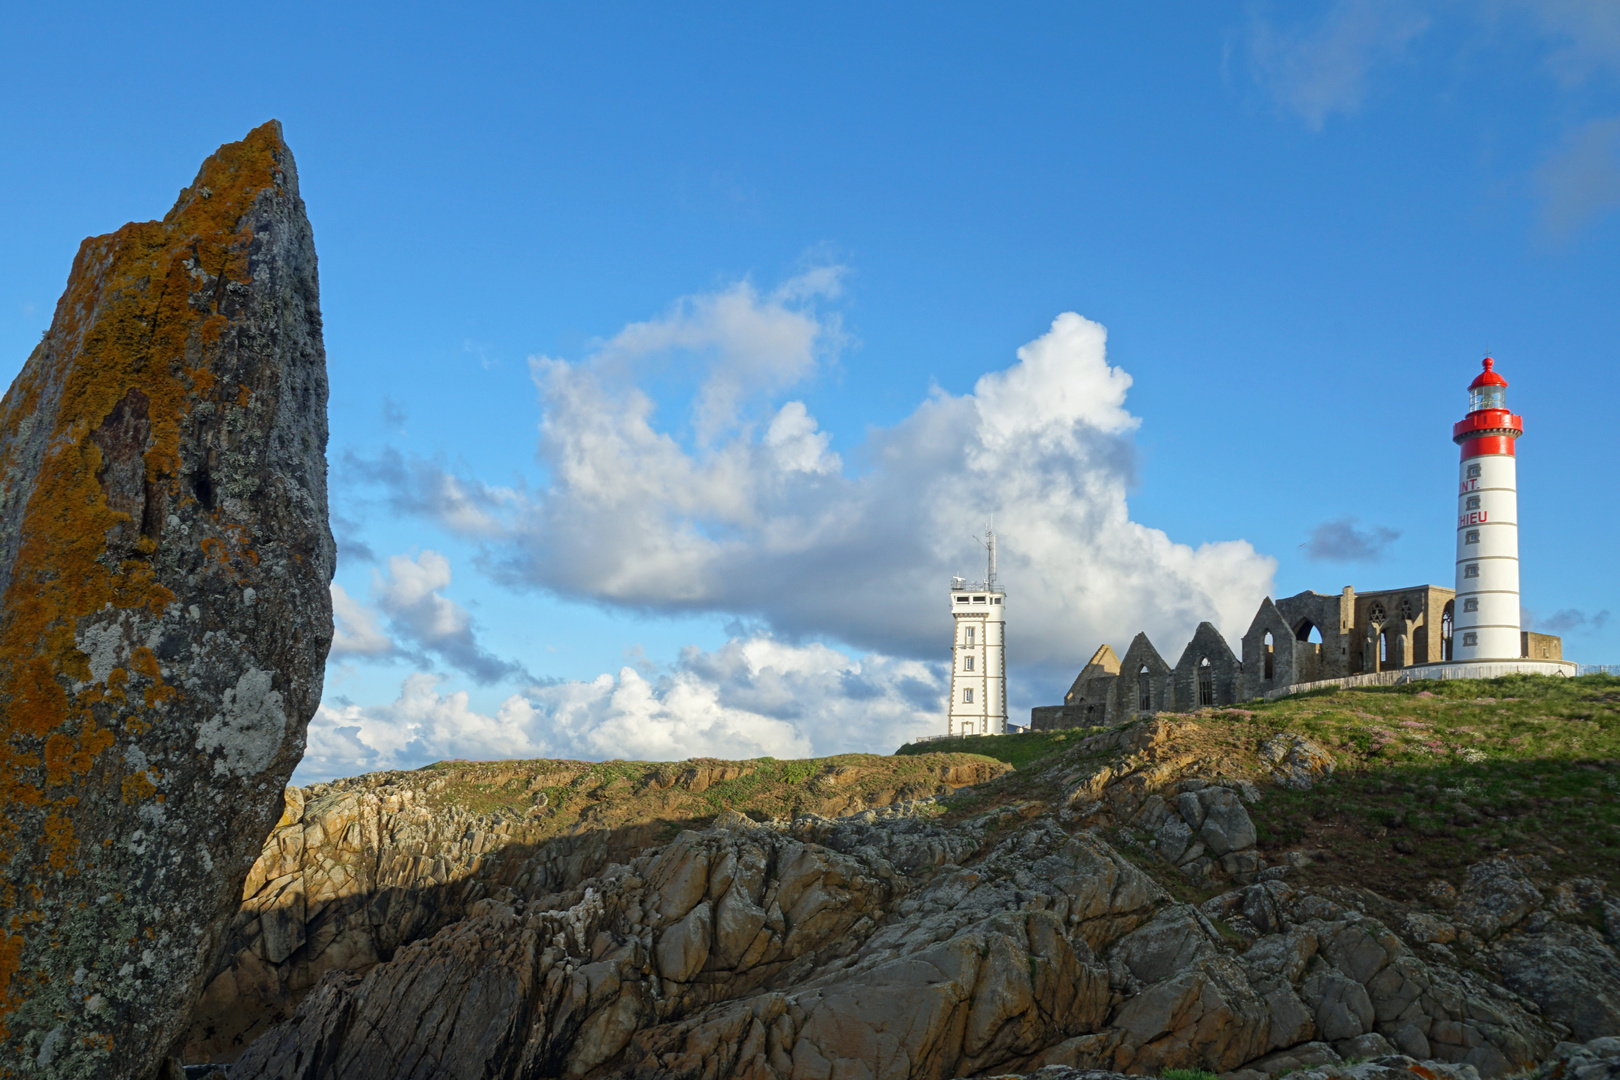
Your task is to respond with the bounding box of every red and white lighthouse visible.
[1451,357,1523,661]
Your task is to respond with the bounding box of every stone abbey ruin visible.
[1033,585,1565,731]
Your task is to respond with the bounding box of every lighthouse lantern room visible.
[1451,358,1523,662]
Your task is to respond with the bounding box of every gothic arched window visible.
[1138,665,1152,711]
[1198,657,1214,706]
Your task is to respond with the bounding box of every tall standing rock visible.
[0,122,333,1079]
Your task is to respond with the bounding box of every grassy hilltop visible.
[901,673,1620,901]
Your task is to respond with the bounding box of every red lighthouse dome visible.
[1468,357,1508,391]
[1453,356,1522,456]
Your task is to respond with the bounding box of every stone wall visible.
[1032,583,1562,726]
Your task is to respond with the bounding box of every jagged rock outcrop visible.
[185,754,1008,1062]
[225,748,1600,1079]
[0,122,332,1079]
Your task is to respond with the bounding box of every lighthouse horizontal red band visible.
[1459,435,1515,458]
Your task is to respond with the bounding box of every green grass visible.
[903,674,1619,900]
[895,727,1103,769]
[1162,1069,1221,1080]
[1236,674,1620,894]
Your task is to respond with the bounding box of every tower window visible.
[964,626,975,646]
[1463,598,1478,612]
[963,656,974,671]
[1467,464,1481,479]
[1464,564,1480,578]
[1462,632,1478,646]
[962,688,973,704]
[1465,530,1479,544]
[992,597,1001,604]
[1466,495,1481,510]
[955,596,968,603]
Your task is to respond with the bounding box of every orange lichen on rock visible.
[0,121,333,1079]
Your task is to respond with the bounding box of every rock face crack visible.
[0,120,332,1080]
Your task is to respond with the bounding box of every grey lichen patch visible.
[197,667,289,777]
[75,616,127,684]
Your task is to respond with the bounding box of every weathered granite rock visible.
[1455,856,1548,940]
[185,755,1004,1063]
[212,718,1599,1080]
[1489,915,1620,1042]
[1535,1035,1620,1080]
[224,803,1565,1080]
[0,122,332,1079]
[1260,734,1335,790]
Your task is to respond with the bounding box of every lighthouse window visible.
[1466,496,1481,510]
[1465,530,1479,544]
[963,656,974,671]
[1462,632,1478,647]
[992,597,1001,604]
[955,596,968,603]
[1467,464,1481,479]
[1463,598,1478,612]
[964,626,975,646]
[1464,564,1480,578]
[962,688,974,704]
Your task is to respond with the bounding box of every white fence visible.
[1263,658,1580,700]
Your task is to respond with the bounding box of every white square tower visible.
[947,529,1007,737]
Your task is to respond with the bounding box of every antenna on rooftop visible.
[973,521,997,591]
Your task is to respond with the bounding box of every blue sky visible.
[3,2,1616,779]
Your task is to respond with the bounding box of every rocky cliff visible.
[213,680,1618,1080]
[0,122,333,1079]
[185,753,1010,1061]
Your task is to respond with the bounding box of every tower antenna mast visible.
[973,521,997,591]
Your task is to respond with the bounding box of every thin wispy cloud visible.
[1511,0,1620,87]
[1529,606,1611,634]
[1535,115,1620,240]
[1303,516,1401,562]
[1247,0,1430,130]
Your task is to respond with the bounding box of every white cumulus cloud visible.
[329,583,394,658]
[297,635,945,782]
[353,295,1277,683]
[327,551,528,685]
